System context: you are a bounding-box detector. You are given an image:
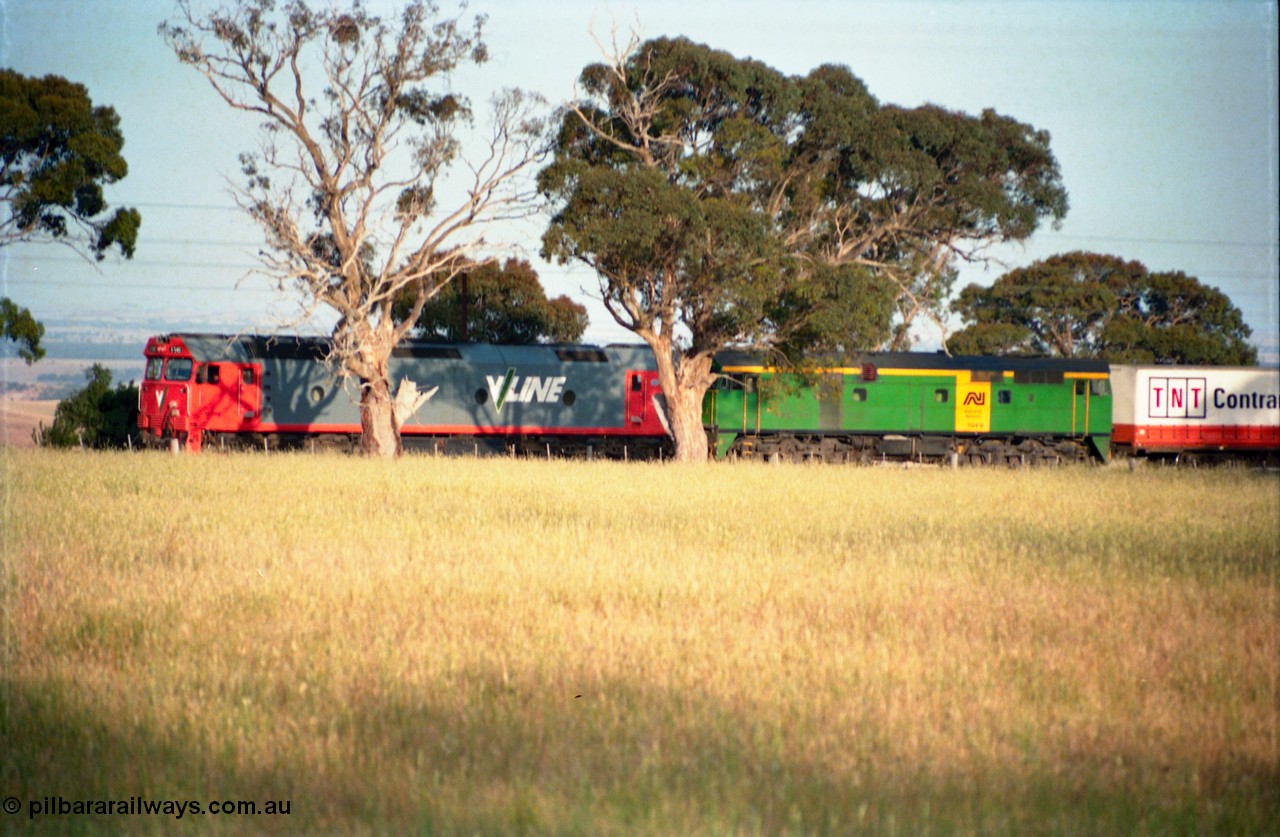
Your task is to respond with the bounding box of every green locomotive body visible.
[703,352,1112,464]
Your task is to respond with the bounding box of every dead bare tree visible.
[162,0,549,457]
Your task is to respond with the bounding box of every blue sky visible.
[2,0,1277,359]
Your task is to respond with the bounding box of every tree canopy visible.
[947,251,1256,365]
[34,364,139,449]
[163,0,550,458]
[394,258,587,344]
[0,69,140,259]
[1,296,44,364]
[539,35,1068,461]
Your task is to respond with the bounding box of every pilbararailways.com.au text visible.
[6,795,291,820]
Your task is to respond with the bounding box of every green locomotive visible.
[704,353,1112,464]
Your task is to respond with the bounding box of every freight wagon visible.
[1110,364,1280,464]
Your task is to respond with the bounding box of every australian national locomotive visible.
[704,352,1113,465]
[137,333,1280,464]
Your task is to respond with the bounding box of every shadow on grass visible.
[3,669,1277,836]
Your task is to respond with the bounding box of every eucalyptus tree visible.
[162,0,550,457]
[792,89,1069,314]
[396,257,588,344]
[949,251,1256,364]
[1,296,44,363]
[539,37,793,460]
[2,69,134,400]
[540,35,1068,461]
[34,364,138,449]
[1,69,140,259]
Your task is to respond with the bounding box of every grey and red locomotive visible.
[138,333,671,457]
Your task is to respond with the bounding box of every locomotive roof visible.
[713,350,1111,374]
[153,333,652,364]
[155,334,1111,374]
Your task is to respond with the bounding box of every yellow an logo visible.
[956,381,991,433]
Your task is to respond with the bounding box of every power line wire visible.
[6,275,1276,303]
[2,277,279,293]
[11,246,1279,281]
[107,198,1280,250]
[117,201,243,212]
[1035,232,1275,249]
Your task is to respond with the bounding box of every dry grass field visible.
[2,450,1277,835]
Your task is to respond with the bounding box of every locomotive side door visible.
[626,370,647,425]
[238,364,263,426]
[742,374,760,434]
[192,362,241,428]
[906,383,924,431]
[625,370,670,434]
[627,371,645,427]
[1072,378,1089,438]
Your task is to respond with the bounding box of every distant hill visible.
[0,399,57,447]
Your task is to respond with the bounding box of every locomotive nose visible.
[139,383,181,433]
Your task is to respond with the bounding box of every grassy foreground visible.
[1,450,1277,835]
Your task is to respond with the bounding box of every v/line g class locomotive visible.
[137,333,670,457]
[137,333,1280,465]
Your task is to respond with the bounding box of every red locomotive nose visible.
[139,379,192,444]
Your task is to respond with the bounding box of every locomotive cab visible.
[138,335,263,452]
[139,337,195,449]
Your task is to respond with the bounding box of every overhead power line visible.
[107,198,1279,250]
[5,264,1277,291]
[6,273,1277,302]
[1035,232,1275,249]
[116,201,244,212]
[2,276,280,294]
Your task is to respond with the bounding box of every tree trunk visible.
[347,321,406,460]
[360,374,401,459]
[665,381,710,463]
[649,342,714,463]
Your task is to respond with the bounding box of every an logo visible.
[154,390,165,408]
[486,369,567,412]
[955,382,992,433]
